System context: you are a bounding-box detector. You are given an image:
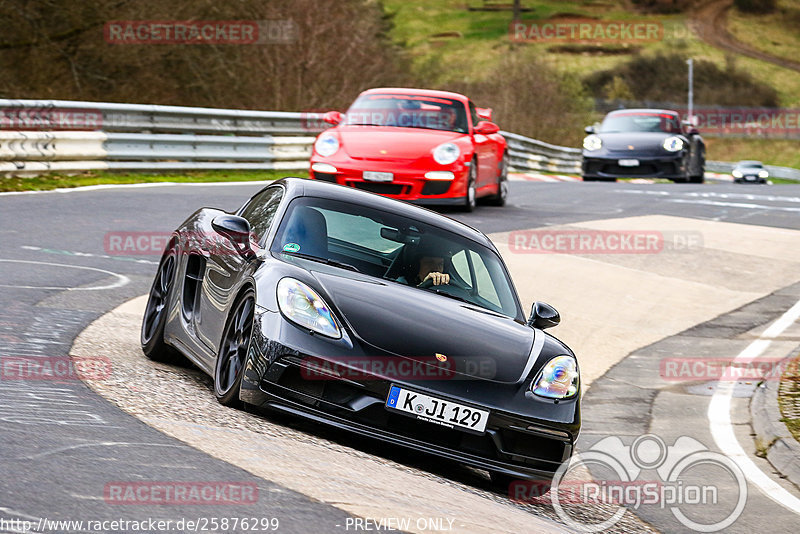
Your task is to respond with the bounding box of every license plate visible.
[618,159,639,167]
[385,385,489,434]
[363,171,393,182]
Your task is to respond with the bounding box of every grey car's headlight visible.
[433,142,460,165]
[531,355,579,399]
[758,169,769,178]
[314,134,340,157]
[732,170,743,178]
[277,278,341,339]
[583,135,602,151]
[662,136,684,152]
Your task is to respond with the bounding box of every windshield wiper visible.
[282,251,360,272]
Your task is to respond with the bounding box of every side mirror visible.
[584,125,595,134]
[212,215,256,259]
[527,301,560,330]
[476,107,493,121]
[474,121,500,135]
[323,111,342,126]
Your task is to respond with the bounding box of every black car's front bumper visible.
[582,153,687,180]
[240,310,579,481]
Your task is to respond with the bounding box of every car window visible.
[271,196,521,318]
[468,101,481,130]
[599,112,682,134]
[238,186,284,243]
[344,93,469,133]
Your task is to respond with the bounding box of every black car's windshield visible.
[344,93,469,133]
[599,112,682,134]
[271,197,520,318]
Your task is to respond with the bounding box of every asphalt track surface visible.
[2,179,800,533]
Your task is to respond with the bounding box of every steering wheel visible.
[418,278,472,300]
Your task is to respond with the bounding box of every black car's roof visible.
[273,178,496,250]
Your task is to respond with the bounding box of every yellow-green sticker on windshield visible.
[283,243,300,253]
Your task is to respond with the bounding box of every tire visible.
[485,153,508,207]
[214,288,256,407]
[141,247,182,363]
[462,162,477,212]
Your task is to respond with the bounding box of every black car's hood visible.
[597,131,683,153]
[311,270,536,384]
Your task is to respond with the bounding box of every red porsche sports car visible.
[309,88,508,211]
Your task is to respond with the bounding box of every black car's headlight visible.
[583,134,602,151]
[277,278,341,338]
[531,355,579,399]
[662,136,684,152]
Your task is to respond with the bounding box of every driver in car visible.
[398,251,450,287]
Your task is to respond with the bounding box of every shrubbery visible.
[0,0,411,111]
[585,53,779,107]
[734,0,777,14]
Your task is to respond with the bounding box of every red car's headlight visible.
[433,142,460,165]
[315,134,340,157]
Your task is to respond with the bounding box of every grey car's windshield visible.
[737,161,763,168]
[270,197,521,318]
[599,112,682,134]
[344,93,469,133]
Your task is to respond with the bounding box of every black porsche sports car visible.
[582,108,705,183]
[141,177,580,488]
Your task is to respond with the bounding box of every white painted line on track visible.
[0,180,277,197]
[20,245,158,265]
[668,198,800,212]
[708,298,800,515]
[0,259,129,290]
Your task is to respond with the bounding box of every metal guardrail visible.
[1,98,798,180]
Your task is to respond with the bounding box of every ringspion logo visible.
[511,434,747,532]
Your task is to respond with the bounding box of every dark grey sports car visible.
[141,177,580,489]
[582,109,705,183]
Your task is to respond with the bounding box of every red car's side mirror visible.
[474,121,500,135]
[323,111,343,126]
[476,107,493,122]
